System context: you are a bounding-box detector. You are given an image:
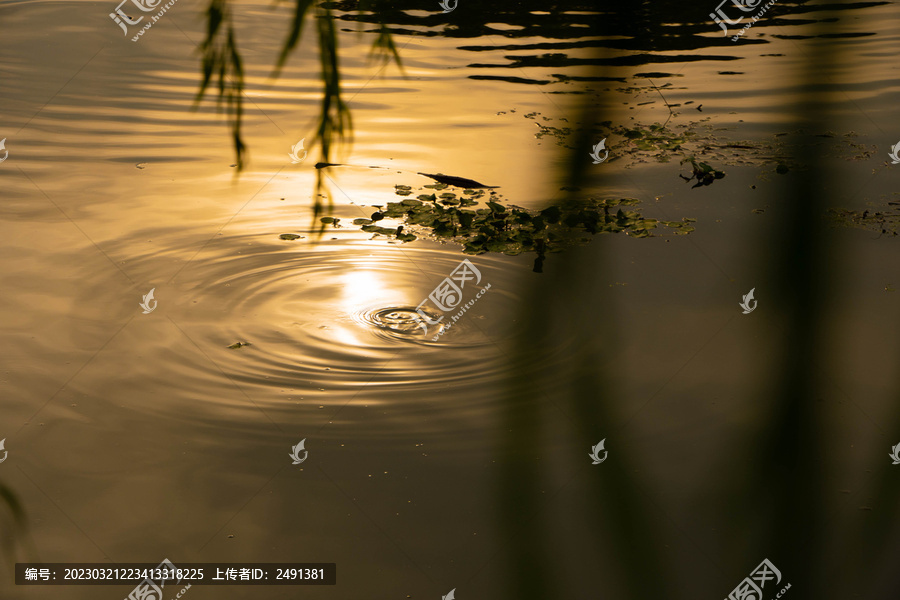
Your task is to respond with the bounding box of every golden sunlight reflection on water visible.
[3,2,900,598]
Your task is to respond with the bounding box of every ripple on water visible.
[358,306,448,341]
[155,239,535,412]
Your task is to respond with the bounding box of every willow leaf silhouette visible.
[197,0,402,171]
[195,2,246,169]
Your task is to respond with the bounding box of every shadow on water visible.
[493,4,900,600]
[0,480,32,580]
[496,6,672,597]
[173,0,900,596]
[722,11,835,600]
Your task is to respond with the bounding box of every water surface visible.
[2,1,900,598]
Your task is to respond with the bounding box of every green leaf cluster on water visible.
[336,184,696,270]
[679,157,726,188]
[828,206,900,237]
[619,123,688,154]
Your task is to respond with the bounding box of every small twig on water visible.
[647,78,675,128]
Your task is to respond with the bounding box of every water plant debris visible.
[322,185,696,272]
[679,158,726,188]
[314,162,498,188]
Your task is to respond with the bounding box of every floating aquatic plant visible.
[679,157,726,188]
[324,186,696,272]
[828,206,900,237]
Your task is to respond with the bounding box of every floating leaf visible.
[418,173,497,189]
[362,225,399,236]
[680,158,726,188]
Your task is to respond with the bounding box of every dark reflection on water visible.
[201,0,888,172]
[199,0,886,175]
[491,3,900,600]
[327,0,886,81]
